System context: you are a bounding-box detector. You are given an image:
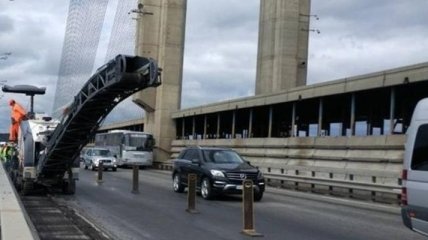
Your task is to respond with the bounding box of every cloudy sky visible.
[0,0,428,132]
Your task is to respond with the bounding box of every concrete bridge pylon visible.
[133,0,187,161]
[133,0,311,162]
[256,0,311,95]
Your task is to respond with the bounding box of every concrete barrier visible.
[0,163,38,240]
[170,135,406,204]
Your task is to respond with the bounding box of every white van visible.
[401,98,428,236]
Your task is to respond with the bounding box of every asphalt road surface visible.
[52,167,426,240]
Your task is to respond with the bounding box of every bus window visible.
[127,134,153,151]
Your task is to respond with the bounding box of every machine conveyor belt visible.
[37,55,160,179]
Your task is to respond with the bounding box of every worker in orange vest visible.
[8,99,27,142]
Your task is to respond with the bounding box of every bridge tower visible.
[255,0,311,94]
[132,0,187,161]
[133,0,311,161]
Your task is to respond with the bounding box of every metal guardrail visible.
[165,159,402,202]
[153,161,173,171]
[156,161,401,204]
[264,173,401,194]
[0,163,38,240]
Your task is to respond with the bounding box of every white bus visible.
[94,130,155,167]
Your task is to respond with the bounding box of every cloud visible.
[182,0,259,108]
[0,15,14,35]
[307,0,428,84]
[0,1,67,132]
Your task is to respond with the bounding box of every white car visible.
[82,147,117,171]
[401,98,428,237]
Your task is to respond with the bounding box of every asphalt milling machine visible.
[2,55,161,195]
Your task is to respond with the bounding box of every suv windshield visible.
[92,149,111,157]
[202,150,244,164]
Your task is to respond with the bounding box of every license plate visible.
[236,185,243,190]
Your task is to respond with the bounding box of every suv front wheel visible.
[201,178,215,200]
[173,173,185,193]
[254,190,263,202]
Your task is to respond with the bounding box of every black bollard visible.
[241,179,263,237]
[97,161,103,184]
[132,165,139,194]
[186,173,199,214]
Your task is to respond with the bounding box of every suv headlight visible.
[210,170,225,177]
[257,171,264,179]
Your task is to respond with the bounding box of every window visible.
[127,134,154,150]
[203,150,244,164]
[181,150,191,160]
[92,149,112,157]
[106,133,122,145]
[182,149,199,161]
[411,124,428,171]
[178,150,186,159]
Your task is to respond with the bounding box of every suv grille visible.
[226,172,257,181]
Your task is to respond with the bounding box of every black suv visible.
[172,147,265,201]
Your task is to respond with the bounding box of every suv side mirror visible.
[191,159,200,165]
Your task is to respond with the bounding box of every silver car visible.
[82,147,117,171]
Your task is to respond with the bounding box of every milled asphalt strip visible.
[23,194,113,240]
[50,195,113,240]
[146,169,400,214]
[72,210,112,240]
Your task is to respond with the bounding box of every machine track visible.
[21,195,111,240]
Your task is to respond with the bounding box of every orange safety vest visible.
[9,101,27,142]
[11,102,26,123]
